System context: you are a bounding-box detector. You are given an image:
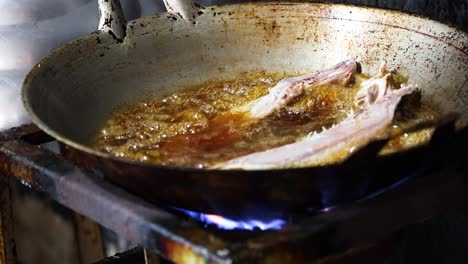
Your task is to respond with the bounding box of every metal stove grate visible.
[0,124,466,264]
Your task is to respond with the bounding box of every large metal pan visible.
[22,0,468,218]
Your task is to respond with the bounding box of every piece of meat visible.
[238,59,358,119]
[218,68,417,170]
[160,60,359,163]
[355,61,392,107]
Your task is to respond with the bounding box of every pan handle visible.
[98,0,126,41]
[98,0,200,41]
[162,0,200,21]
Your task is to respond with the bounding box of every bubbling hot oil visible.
[94,71,437,168]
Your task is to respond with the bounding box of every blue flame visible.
[175,208,287,231]
[319,206,335,213]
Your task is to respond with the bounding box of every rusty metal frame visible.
[73,213,105,264]
[0,171,16,264]
[93,247,145,264]
[92,248,163,264]
[0,124,467,263]
[144,249,161,264]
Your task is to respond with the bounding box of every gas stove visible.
[0,124,466,264]
[0,0,466,262]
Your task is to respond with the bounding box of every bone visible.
[218,66,416,170]
[237,59,358,119]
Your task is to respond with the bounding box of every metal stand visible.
[0,125,161,264]
[0,124,466,263]
[0,173,16,264]
[74,214,105,264]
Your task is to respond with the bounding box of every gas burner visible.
[174,208,287,231]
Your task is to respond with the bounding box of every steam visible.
[0,0,164,131]
[0,71,30,129]
[0,1,97,131]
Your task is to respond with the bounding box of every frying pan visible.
[22,0,468,218]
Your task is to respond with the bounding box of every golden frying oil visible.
[94,71,436,168]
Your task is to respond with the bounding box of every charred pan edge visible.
[22,2,468,173]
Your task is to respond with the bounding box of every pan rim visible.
[22,1,468,173]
